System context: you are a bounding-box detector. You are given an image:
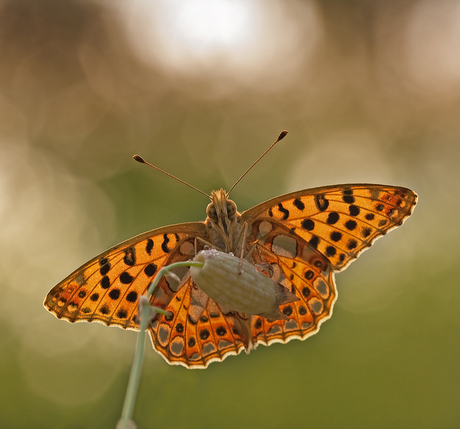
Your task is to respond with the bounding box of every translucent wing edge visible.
[148,335,247,369]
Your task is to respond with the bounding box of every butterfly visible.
[45,133,417,368]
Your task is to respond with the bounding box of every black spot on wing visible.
[362,227,372,238]
[293,198,305,211]
[109,288,120,300]
[314,194,329,211]
[120,272,133,284]
[144,263,157,277]
[145,239,154,255]
[283,305,293,317]
[126,291,138,303]
[330,231,342,242]
[216,326,227,336]
[277,203,289,220]
[100,276,110,289]
[301,219,315,231]
[349,205,360,216]
[309,235,319,249]
[124,247,136,266]
[302,287,310,297]
[304,270,314,280]
[199,329,210,340]
[347,239,358,250]
[327,212,339,224]
[325,246,336,257]
[345,220,357,231]
[161,234,173,253]
[343,195,355,204]
[117,309,128,319]
[99,263,111,276]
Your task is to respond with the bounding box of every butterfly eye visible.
[206,203,217,221]
[226,200,237,219]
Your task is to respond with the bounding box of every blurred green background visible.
[1,0,459,428]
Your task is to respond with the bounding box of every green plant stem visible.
[117,260,204,429]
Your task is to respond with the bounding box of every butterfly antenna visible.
[133,155,211,199]
[226,130,288,196]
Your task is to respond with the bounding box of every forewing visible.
[241,184,417,271]
[44,222,207,330]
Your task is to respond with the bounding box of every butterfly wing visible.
[241,184,417,271]
[247,220,337,347]
[149,277,253,368]
[44,222,208,330]
[241,184,417,347]
[45,184,417,367]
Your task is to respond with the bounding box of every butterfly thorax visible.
[205,189,242,253]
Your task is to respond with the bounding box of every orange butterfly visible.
[45,133,417,368]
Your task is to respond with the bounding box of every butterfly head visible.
[206,189,238,224]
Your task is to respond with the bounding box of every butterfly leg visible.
[195,236,222,253]
[249,245,274,277]
[233,220,248,252]
[237,222,249,274]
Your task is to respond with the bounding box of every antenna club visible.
[278,130,288,140]
[133,155,146,163]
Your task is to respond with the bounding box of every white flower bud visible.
[190,249,298,321]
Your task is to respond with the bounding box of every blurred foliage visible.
[1,0,459,428]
